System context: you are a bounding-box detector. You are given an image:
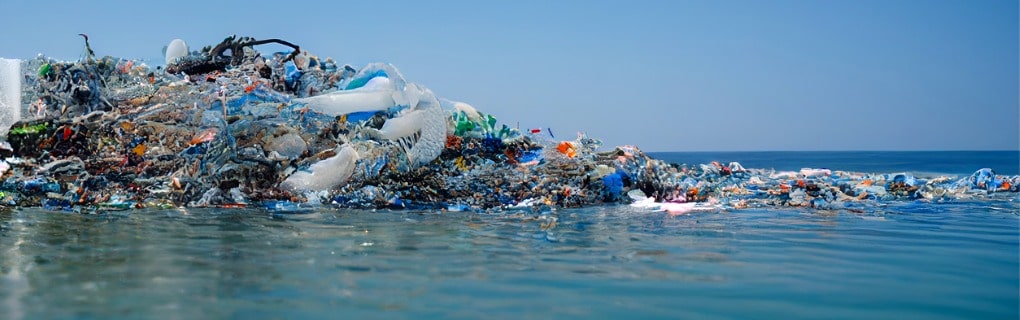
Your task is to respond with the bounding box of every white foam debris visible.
[405,87,446,167]
[0,58,22,137]
[453,101,481,122]
[292,89,397,115]
[379,109,425,140]
[282,145,359,191]
[165,39,188,65]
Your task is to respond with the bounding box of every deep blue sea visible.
[1,151,1017,319]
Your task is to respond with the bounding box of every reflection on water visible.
[0,199,1017,319]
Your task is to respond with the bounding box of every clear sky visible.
[1,0,1016,151]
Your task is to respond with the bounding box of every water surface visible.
[1,200,1016,319]
[1,151,1017,319]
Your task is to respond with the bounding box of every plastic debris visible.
[0,58,21,137]
[282,145,358,192]
[164,39,188,65]
[0,35,1015,214]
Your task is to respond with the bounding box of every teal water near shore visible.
[1,151,1017,319]
[648,151,1020,176]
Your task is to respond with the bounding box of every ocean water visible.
[0,151,1017,319]
[647,151,1020,176]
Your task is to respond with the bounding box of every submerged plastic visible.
[0,37,1015,214]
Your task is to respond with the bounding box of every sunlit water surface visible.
[1,199,1017,319]
[2,151,1018,319]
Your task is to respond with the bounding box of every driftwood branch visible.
[167,35,301,74]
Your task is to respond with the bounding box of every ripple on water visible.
[0,203,1016,319]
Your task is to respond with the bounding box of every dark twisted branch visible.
[167,35,301,74]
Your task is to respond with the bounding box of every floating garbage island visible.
[0,36,1016,214]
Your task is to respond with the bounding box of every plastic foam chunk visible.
[405,88,446,167]
[281,145,359,191]
[379,110,425,140]
[165,39,188,65]
[346,63,406,91]
[0,58,21,136]
[407,105,446,167]
[292,63,409,116]
[292,89,396,116]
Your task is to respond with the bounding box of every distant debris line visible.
[0,36,1015,214]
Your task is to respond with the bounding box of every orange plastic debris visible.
[190,128,218,145]
[556,141,577,158]
[132,144,147,156]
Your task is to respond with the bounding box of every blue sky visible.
[1,0,1016,151]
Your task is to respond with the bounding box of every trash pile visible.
[0,36,1016,214]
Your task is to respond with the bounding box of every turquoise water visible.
[1,152,1018,319]
[648,151,1020,175]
